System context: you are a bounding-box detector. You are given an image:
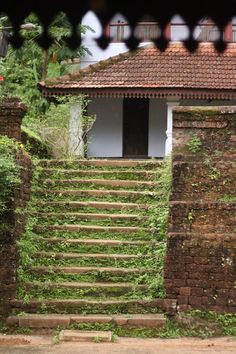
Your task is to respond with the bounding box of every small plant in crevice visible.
[186,135,202,153]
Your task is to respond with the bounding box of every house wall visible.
[149,99,167,157]
[87,98,167,158]
[87,98,123,157]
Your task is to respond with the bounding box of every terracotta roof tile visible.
[40,42,236,94]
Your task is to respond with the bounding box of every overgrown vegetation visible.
[0,13,94,158]
[188,310,236,336]
[0,13,92,124]
[28,95,96,158]
[17,159,171,307]
[0,136,21,215]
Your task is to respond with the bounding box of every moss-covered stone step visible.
[22,281,148,297]
[35,212,147,222]
[34,188,157,200]
[59,329,113,343]
[31,265,146,276]
[7,313,166,329]
[37,159,163,169]
[10,298,176,315]
[27,265,149,283]
[37,201,148,212]
[33,237,152,255]
[35,224,154,234]
[41,179,158,189]
[33,237,152,247]
[32,250,151,267]
[35,251,139,261]
[35,213,148,227]
[31,230,155,241]
[39,168,158,180]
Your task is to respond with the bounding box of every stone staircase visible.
[7,159,176,335]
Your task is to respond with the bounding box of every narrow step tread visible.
[39,201,148,210]
[36,212,145,221]
[38,159,162,167]
[31,265,146,275]
[36,225,151,233]
[59,329,112,342]
[11,298,165,307]
[24,281,147,290]
[7,312,166,329]
[42,178,157,187]
[36,252,139,260]
[34,237,152,246]
[40,168,158,175]
[36,189,157,197]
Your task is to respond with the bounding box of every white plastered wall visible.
[74,98,236,159]
[148,99,167,157]
[87,98,167,158]
[87,98,123,157]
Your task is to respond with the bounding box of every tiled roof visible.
[40,42,236,98]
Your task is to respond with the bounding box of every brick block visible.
[179,287,191,296]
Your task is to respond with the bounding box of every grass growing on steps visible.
[39,170,161,181]
[35,204,147,214]
[24,248,166,273]
[30,240,154,255]
[32,191,159,204]
[23,229,156,241]
[35,160,163,170]
[18,269,149,284]
[33,215,148,227]
[16,158,171,316]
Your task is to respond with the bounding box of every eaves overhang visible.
[39,86,236,101]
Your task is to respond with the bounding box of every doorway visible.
[123,98,149,158]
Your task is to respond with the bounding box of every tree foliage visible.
[0,136,21,215]
[0,13,92,124]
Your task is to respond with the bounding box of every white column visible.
[165,101,179,156]
[69,103,84,157]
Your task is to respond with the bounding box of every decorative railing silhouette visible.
[0,0,236,52]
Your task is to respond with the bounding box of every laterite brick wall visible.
[164,106,236,313]
[0,98,32,317]
[0,98,27,141]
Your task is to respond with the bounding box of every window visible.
[194,19,220,41]
[109,21,160,42]
[108,16,235,43]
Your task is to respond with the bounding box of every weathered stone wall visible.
[0,98,32,317]
[164,106,236,313]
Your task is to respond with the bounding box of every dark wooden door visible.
[123,98,149,157]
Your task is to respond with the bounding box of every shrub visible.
[28,95,96,158]
[0,136,21,215]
